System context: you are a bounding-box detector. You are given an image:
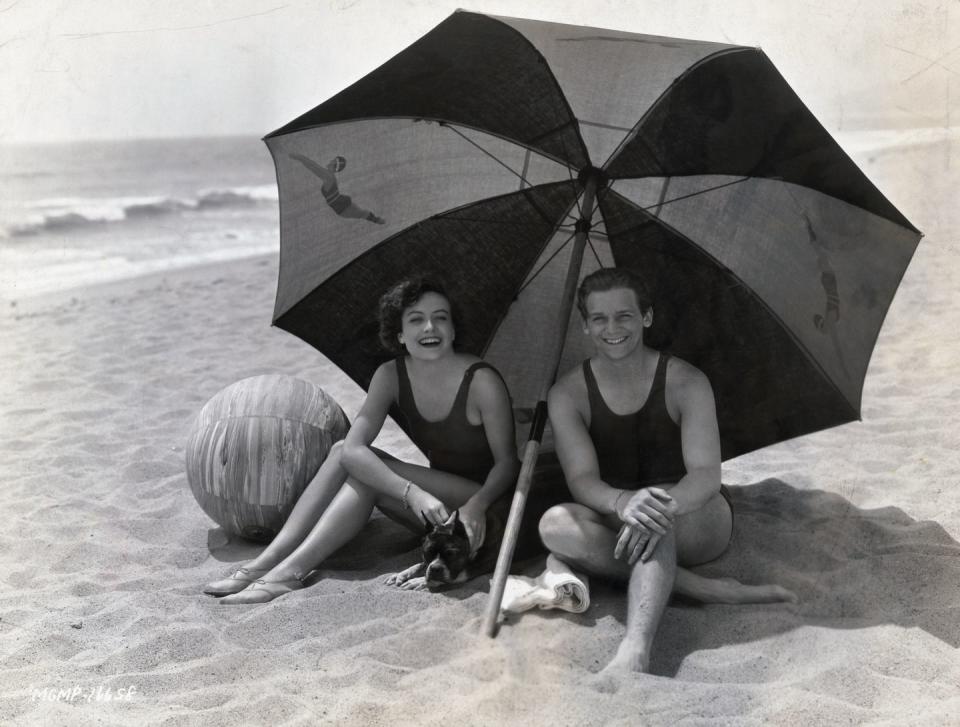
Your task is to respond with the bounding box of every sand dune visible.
[2,133,959,726]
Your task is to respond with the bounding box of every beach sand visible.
[2,133,959,726]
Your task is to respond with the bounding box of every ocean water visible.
[1,127,953,303]
[0,136,279,300]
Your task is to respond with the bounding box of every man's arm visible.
[663,359,722,516]
[624,360,722,563]
[548,373,624,516]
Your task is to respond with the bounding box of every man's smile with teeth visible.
[419,336,441,345]
[604,335,628,344]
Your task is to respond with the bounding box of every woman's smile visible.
[401,291,455,357]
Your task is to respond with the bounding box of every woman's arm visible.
[466,369,520,508]
[339,362,451,526]
[339,364,417,497]
[458,368,520,551]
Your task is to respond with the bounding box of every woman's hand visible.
[616,487,677,535]
[407,484,450,527]
[458,498,487,555]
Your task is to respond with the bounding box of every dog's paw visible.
[399,576,429,591]
[385,564,424,587]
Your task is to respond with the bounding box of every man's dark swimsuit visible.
[393,358,498,483]
[583,353,733,514]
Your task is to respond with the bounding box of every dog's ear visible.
[421,512,433,534]
[436,510,458,535]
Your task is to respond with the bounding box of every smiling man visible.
[538,267,793,675]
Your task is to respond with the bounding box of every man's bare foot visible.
[602,640,650,675]
[582,643,649,693]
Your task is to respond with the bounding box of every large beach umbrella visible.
[263,11,921,635]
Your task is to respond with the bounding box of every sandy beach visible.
[1,129,958,726]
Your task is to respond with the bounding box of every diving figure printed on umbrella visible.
[288,153,385,224]
[263,10,921,463]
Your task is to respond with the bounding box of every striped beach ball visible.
[185,375,350,541]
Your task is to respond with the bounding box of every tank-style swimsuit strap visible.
[396,358,495,425]
[447,362,494,424]
[583,353,668,417]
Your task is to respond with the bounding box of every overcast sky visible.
[1,0,956,143]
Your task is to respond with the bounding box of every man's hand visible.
[458,499,486,556]
[614,524,664,564]
[616,487,677,535]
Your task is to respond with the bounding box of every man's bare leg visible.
[605,529,677,673]
[539,494,795,674]
[539,502,669,673]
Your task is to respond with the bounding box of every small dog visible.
[385,510,504,591]
[385,459,569,591]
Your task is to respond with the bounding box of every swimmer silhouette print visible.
[289,152,386,224]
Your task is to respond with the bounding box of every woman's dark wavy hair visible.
[576,267,653,318]
[378,276,461,354]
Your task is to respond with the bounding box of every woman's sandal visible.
[203,567,270,597]
[218,578,304,605]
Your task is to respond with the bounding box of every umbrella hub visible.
[577,165,608,191]
[576,166,606,227]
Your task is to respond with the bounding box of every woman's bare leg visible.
[233,460,482,586]
[240,441,349,573]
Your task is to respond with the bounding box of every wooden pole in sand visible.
[481,172,599,637]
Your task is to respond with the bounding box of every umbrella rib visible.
[516,230,577,297]
[476,187,586,364]
[527,119,584,148]
[637,175,751,214]
[519,150,532,190]
[605,176,753,235]
[580,119,634,132]
[586,235,604,268]
[443,124,538,188]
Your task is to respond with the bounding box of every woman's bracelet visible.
[613,489,630,515]
[401,480,413,510]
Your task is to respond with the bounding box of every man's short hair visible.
[576,267,653,318]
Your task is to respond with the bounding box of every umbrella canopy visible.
[264,10,920,461]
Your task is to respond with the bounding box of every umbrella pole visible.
[481,174,599,637]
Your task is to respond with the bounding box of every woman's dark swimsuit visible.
[393,358,498,483]
[583,353,733,514]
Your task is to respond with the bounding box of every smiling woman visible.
[206,275,520,603]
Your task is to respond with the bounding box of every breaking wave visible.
[4,185,277,237]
